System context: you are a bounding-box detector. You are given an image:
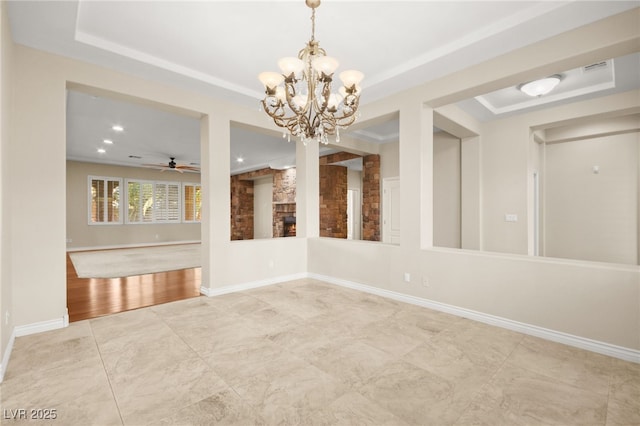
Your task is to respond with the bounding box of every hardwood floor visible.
[67,253,202,322]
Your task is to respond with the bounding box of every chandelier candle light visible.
[258,0,364,145]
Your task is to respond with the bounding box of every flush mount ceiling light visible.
[112,125,124,132]
[519,75,562,97]
[258,0,364,145]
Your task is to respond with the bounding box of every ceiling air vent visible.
[582,61,609,72]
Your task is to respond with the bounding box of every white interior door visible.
[383,177,400,245]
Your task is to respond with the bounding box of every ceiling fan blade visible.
[142,163,170,168]
[176,165,200,171]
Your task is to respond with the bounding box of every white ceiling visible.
[8,1,639,173]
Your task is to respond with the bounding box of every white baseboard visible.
[1,316,69,382]
[0,329,16,383]
[67,240,201,252]
[201,272,309,297]
[14,317,67,338]
[309,273,640,364]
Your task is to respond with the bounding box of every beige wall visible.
[9,45,309,328]
[66,160,201,249]
[545,131,638,264]
[433,131,461,248]
[310,8,640,351]
[461,136,481,250]
[253,176,273,239]
[478,93,640,257]
[1,7,638,364]
[1,1,14,366]
[480,116,530,254]
[380,141,399,180]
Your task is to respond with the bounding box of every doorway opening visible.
[65,85,204,321]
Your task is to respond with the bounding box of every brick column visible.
[319,164,348,238]
[362,154,380,241]
[230,176,254,240]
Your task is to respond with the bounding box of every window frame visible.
[87,175,123,225]
[182,182,202,223]
[125,178,182,225]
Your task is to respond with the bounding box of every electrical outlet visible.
[268,260,274,269]
[5,311,9,325]
[422,276,429,287]
[66,238,72,243]
[403,272,411,283]
[505,214,518,222]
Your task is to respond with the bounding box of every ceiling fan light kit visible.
[258,0,364,146]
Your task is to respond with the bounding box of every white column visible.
[296,140,319,238]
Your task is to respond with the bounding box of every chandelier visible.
[258,0,364,145]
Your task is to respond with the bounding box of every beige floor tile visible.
[162,308,261,356]
[151,295,218,320]
[403,338,498,390]
[247,363,348,424]
[109,354,229,425]
[2,279,635,426]
[359,359,465,425]
[203,336,309,401]
[308,391,410,425]
[89,308,167,351]
[392,303,461,333]
[97,325,195,375]
[203,333,292,374]
[204,291,266,314]
[402,319,522,387]
[357,316,436,357]
[1,358,122,426]
[4,321,97,380]
[606,358,640,425]
[256,286,339,320]
[508,335,613,395]
[305,339,397,390]
[438,319,524,368]
[267,317,354,359]
[157,389,264,425]
[456,362,608,425]
[202,332,347,423]
[248,283,303,301]
[240,304,304,334]
[218,293,271,316]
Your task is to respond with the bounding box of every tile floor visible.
[1,278,638,425]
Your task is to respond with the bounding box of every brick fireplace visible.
[230,168,296,240]
[283,216,296,237]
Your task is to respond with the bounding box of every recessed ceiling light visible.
[112,125,124,132]
[97,148,106,154]
[237,157,244,163]
[103,139,113,144]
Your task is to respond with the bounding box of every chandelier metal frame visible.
[258,0,363,145]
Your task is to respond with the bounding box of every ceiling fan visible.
[142,157,200,173]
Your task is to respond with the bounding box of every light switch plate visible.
[505,214,518,222]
